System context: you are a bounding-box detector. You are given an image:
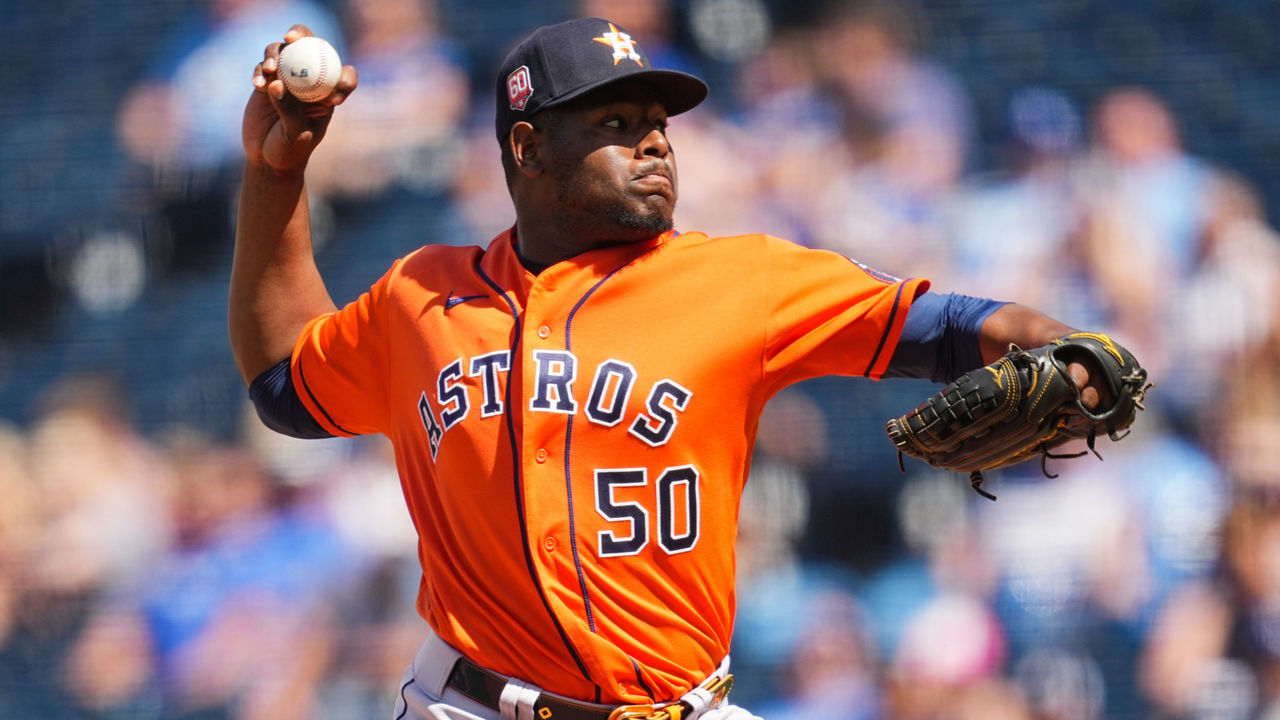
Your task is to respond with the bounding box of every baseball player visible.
[231,18,1112,720]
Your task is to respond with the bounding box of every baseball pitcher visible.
[231,17,1148,720]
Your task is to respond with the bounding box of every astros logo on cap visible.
[593,22,643,66]
[507,65,534,110]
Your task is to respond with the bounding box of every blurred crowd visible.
[3,0,1280,718]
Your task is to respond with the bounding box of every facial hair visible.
[552,176,674,243]
[604,202,674,235]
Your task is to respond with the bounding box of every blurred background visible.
[2,0,1280,717]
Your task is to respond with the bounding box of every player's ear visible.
[509,121,543,178]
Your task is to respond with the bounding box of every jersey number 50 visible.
[594,465,699,557]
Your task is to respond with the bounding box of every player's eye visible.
[603,117,625,129]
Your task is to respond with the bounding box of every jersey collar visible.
[481,226,674,299]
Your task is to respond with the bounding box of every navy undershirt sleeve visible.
[885,292,1008,383]
[248,357,335,439]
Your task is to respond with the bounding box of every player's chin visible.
[635,190,676,221]
[606,202,673,239]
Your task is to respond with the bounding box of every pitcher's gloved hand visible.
[885,332,1152,499]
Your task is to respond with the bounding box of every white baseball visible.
[277,36,341,103]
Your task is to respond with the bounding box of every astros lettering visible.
[417,350,692,460]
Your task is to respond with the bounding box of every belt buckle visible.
[703,673,734,707]
[606,672,734,720]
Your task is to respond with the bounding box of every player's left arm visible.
[889,293,1105,408]
[976,302,1077,364]
[978,302,1107,408]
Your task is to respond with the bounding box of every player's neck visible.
[513,220,663,273]
[513,241,550,275]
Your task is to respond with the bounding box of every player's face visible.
[539,82,678,244]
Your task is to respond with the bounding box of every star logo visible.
[593,23,643,66]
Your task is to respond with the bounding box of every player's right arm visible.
[229,25,358,384]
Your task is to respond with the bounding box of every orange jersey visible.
[292,229,928,704]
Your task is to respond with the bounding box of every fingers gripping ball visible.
[884,332,1152,499]
[277,36,341,103]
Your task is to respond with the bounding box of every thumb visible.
[262,80,333,168]
[268,79,331,141]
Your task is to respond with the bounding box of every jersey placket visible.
[518,266,603,664]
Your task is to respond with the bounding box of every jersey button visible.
[537,325,551,339]
[535,448,549,463]
[543,536,557,551]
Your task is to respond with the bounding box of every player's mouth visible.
[631,164,674,198]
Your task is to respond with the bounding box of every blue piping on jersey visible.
[297,358,358,435]
[864,281,909,377]
[475,264,599,695]
[561,262,633,635]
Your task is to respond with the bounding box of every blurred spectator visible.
[115,0,343,271]
[306,0,469,202]
[857,473,1007,717]
[1198,335,1280,658]
[755,589,881,720]
[0,375,171,717]
[117,0,342,174]
[968,418,1226,717]
[237,405,424,718]
[1080,87,1209,275]
[1170,170,1280,425]
[1137,486,1280,719]
[23,375,172,596]
[1013,648,1106,720]
[0,423,34,633]
[732,23,836,135]
[977,465,1133,659]
[300,0,479,299]
[449,122,518,242]
[944,87,1089,317]
[62,604,159,717]
[65,430,356,719]
[729,389,826,706]
[886,593,1026,720]
[1214,338,1280,510]
[1073,87,1215,380]
[308,437,424,720]
[701,27,844,244]
[806,0,974,278]
[0,423,35,718]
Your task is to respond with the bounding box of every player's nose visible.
[636,126,669,158]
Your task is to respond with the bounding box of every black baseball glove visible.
[884,332,1152,499]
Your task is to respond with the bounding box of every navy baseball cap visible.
[495,17,709,141]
